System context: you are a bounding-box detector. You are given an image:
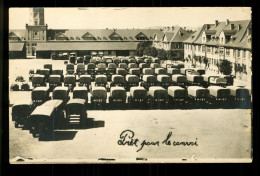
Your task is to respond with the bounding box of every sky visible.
[9,7,251,29]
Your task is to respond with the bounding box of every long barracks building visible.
[9,8,164,58]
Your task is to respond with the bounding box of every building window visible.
[219,47,224,56]
[238,50,241,57]
[242,50,246,58]
[35,20,38,25]
[198,45,201,52]
[202,46,205,52]
[221,37,223,43]
[233,49,236,57]
[214,47,218,54]
[226,49,230,56]
[203,37,205,42]
[207,46,211,53]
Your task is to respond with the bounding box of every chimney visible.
[238,24,241,30]
[230,24,234,30]
[215,20,218,26]
[226,19,229,25]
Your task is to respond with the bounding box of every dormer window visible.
[76,36,80,40]
[82,32,96,40]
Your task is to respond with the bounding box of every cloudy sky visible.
[9,7,251,29]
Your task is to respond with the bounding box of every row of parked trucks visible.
[11,59,251,140]
[12,82,251,140]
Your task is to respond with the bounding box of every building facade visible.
[153,26,192,60]
[183,19,252,82]
[9,8,164,58]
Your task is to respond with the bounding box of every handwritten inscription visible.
[118,130,198,152]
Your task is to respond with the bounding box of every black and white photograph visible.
[8,7,252,163]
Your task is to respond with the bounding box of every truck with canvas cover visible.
[64,75,76,91]
[171,74,187,87]
[167,68,180,75]
[125,74,139,90]
[116,68,127,76]
[32,75,46,88]
[76,63,86,75]
[79,75,92,90]
[109,86,127,104]
[52,86,70,105]
[202,75,227,88]
[155,68,167,75]
[49,75,62,90]
[110,75,125,88]
[29,100,65,140]
[95,75,107,87]
[187,75,203,86]
[73,87,88,102]
[128,86,148,104]
[31,86,50,106]
[157,75,172,88]
[141,75,157,90]
[180,68,194,75]
[12,99,33,128]
[66,99,87,127]
[66,63,75,75]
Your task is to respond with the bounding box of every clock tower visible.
[26,7,48,56]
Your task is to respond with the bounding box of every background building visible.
[9,8,164,58]
[153,26,192,60]
[183,19,252,82]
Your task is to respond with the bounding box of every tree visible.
[202,57,209,69]
[157,49,167,60]
[136,41,152,56]
[218,59,233,75]
[144,46,158,57]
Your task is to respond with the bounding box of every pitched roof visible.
[160,27,191,43]
[153,32,164,41]
[183,25,206,44]
[171,28,191,42]
[192,20,251,49]
[9,43,25,51]
[9,30,26,39]
[36,42,140,51]
[64,29,162,41]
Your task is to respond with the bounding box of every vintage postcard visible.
[9,7,252,163]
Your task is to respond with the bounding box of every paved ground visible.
[9,59,252,163]
[9,108,252,163]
